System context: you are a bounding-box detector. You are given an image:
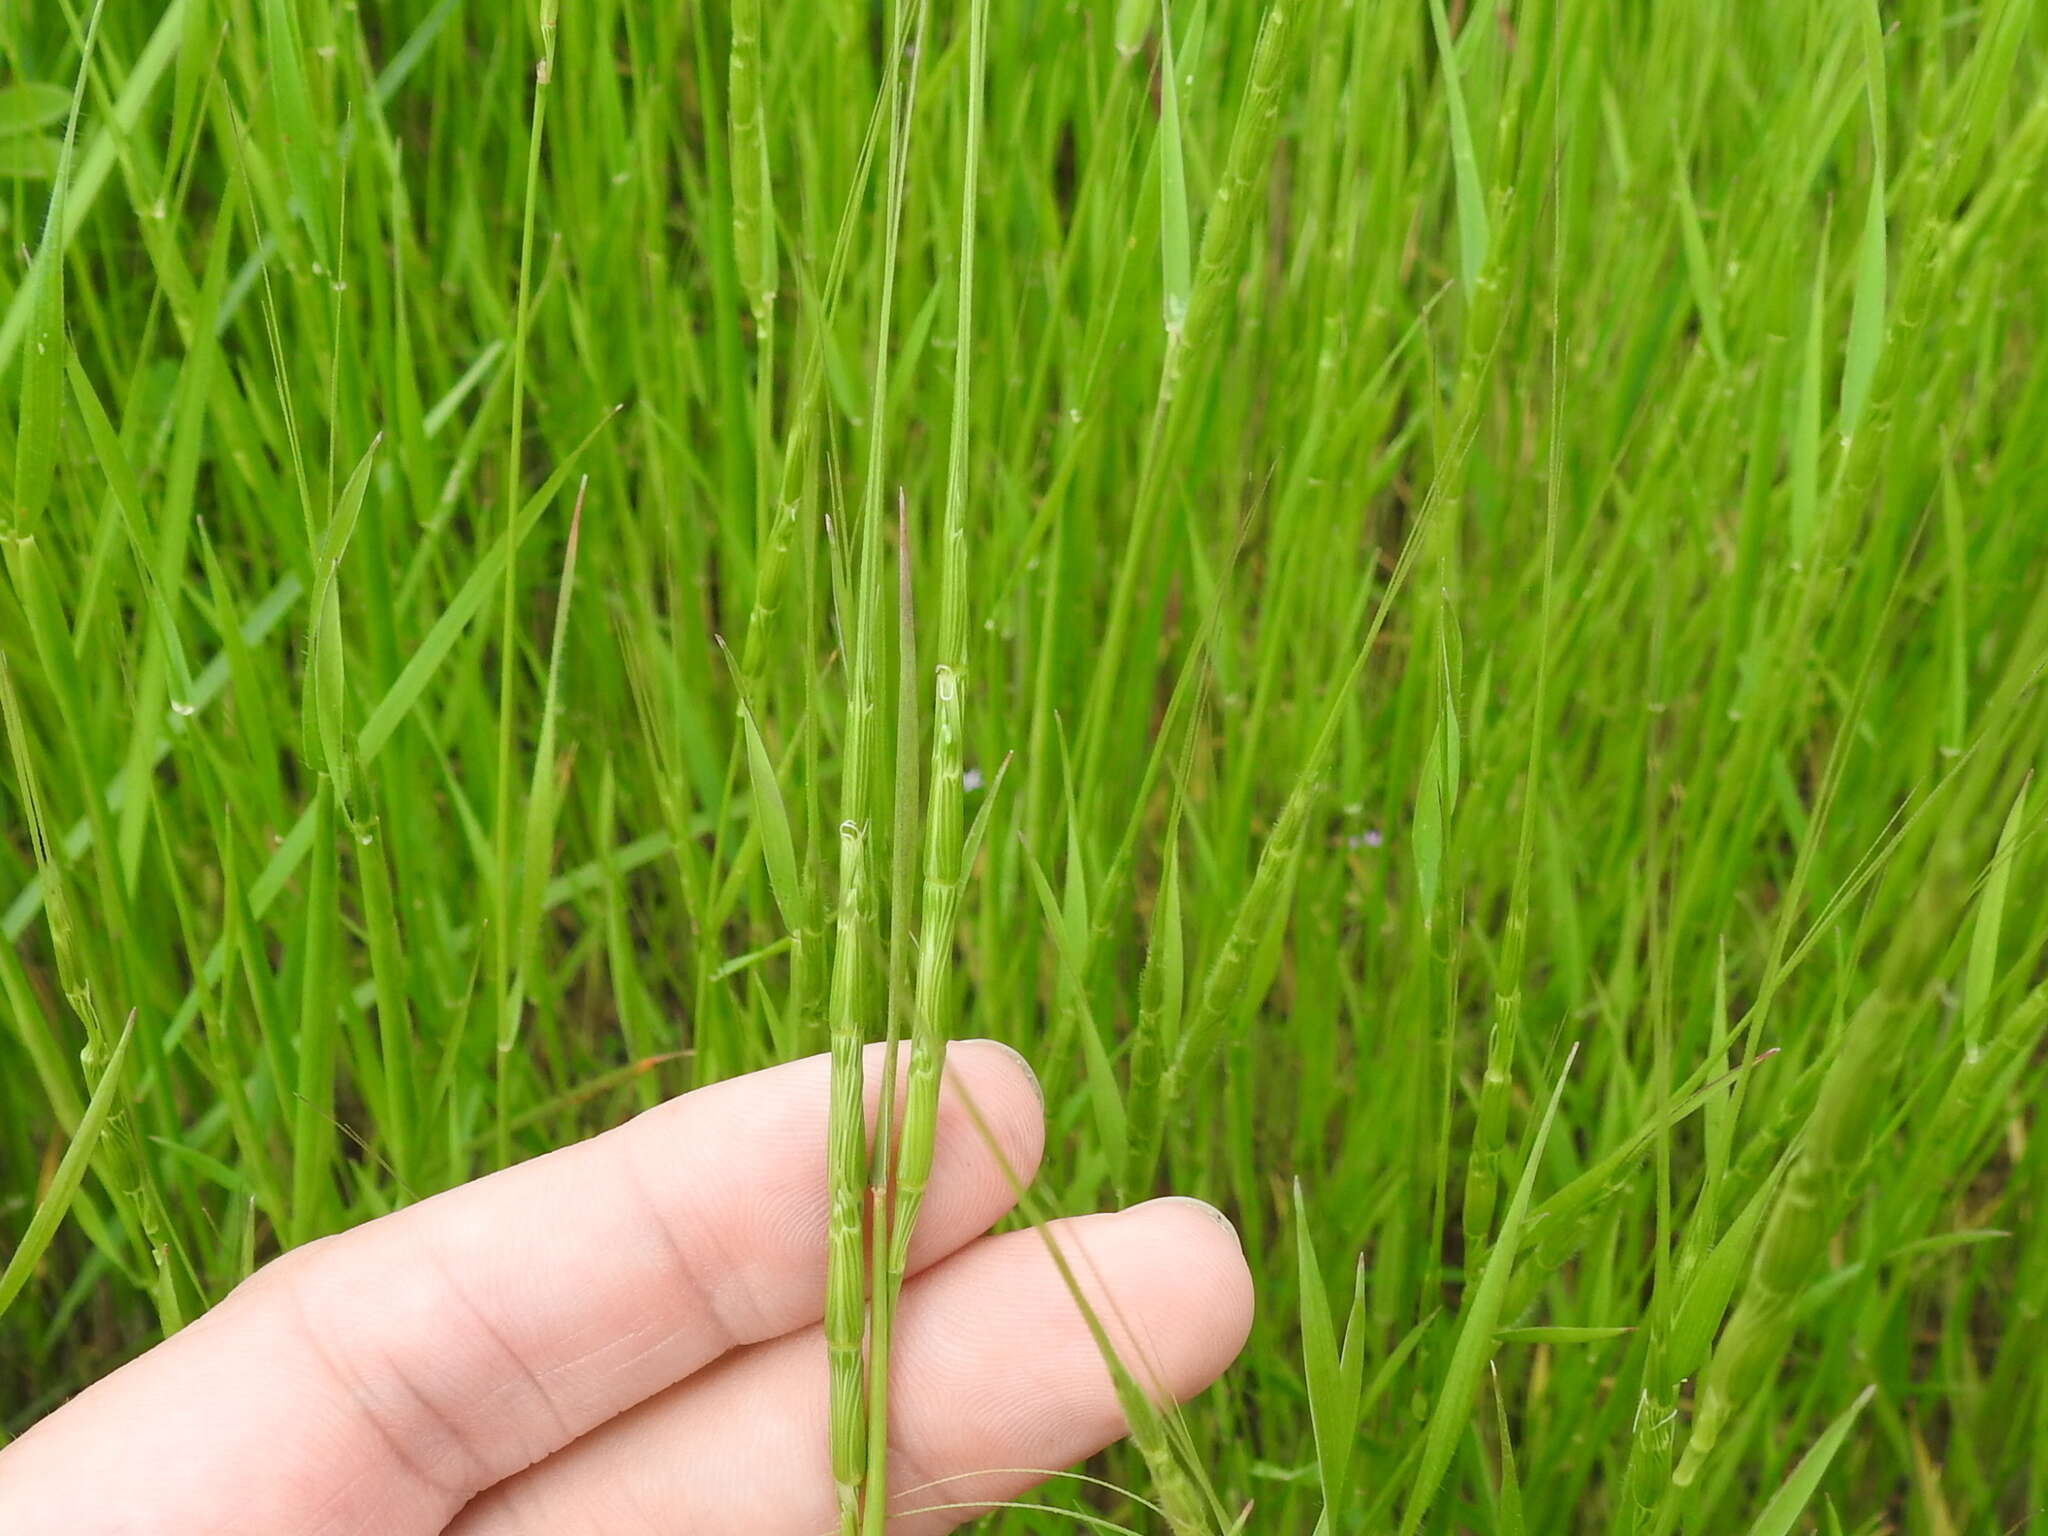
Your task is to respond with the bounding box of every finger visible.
[450,1197,1254,1536]
[0,1041,1043,1536]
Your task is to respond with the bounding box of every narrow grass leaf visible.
[1674,151,1727,368]
[1402,1043,1578,1535]
[1742,1387,1877,1536]
[10,5,101,535]
[1296,1181,1367,1524]
[1791,212,1831,557]
[1427,0,1490,291]
[359,407,615,760]
[261,0,332,265]
[736,694,802,928]
[1841,15,1887,437]
[1960,779,2026,1058]
[1413,722,1445,912]
[0,1012,135,1319]
[306,438,380,808]
[1158,0,1193,336]
[1491,1363,1525,1536]
[1019,836,1128,1168]
[1667,1169,1781,1384]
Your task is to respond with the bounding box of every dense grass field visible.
[4,0,2048,1528]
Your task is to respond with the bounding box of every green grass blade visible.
[1427,0,1490,292]
[1158,0,1193,336]
[0,1011,134,1320]
[1402,1043,1578,1535]
[1491,1363,1525,1536]
[1742,1387,1877,1536]
[1960,779,2026,1059]
[9,3,101,537]
[1840,7,1888,437]
[288,780,340,1247]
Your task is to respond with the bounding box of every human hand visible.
[0,1042,1253,1534]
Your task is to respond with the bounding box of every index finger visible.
[0,1040,1045,1536]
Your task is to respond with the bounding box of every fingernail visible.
[1150,1195,1243,1250]
[975,1039,1042,1107]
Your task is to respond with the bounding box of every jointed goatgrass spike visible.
[892,0,990,1252]
[1077,0,1318,783]
[827,2,930,1523]
[858,497,923,1533]
[726,0,777,325]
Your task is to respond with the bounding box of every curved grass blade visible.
[1742,1387,1877,1536]
[0,1011,135,1319]
[1401,1043,1578,1536]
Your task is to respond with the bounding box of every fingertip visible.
[940,1039,1047,1191]
[1113,1197,1256,1398]
[875,1201,1254,1519]
[1145,1194,1244,1250]
[971,1040,1044,1108]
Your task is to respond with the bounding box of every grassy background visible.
[4,0,2047,1529]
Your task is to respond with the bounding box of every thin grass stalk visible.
[992,1181,1213,1534]
[1460,130,1562,1269]
[737,83,887,688]
[1409,1,1506,1305]
[349,796,414,1191]
[729,123,883,1062]
[883,0,988,1346]
[862,513,922,1534]
[503,487,586,1053]
[826,3,926,1524]
[717,78,889,1080]
[1120,715,1197,1203]
[490,0,559,1168]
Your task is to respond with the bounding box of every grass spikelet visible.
[825,811,872,1518]
[727,0,776,326]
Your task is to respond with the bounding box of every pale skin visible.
[0,1041,1254,1534]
